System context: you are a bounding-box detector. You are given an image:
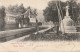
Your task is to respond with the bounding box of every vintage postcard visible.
[0,0,80,52]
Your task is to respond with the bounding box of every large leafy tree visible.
[43,1,59,23]
[25,7,37,18]
[68,0,79,23]
[43,0,79,34]
[0,6,6,31]
[43,0,79,23]
[8,4,26,15]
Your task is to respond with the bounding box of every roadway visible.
[0,26,53,42]
[0,26,80,52]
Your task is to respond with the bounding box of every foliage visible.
[25,7,38,18]
[0,6,6,18]
[43,0,79,23]
[43,1,59,23]
[68,0,79,23]
[8,4,26,15]
[0,6,6,30]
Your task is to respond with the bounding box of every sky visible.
[0,0,51,10]
[0,0,79,10]
[0,0,71,10]
[0,0,79,22]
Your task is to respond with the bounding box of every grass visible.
[23,31,80,41]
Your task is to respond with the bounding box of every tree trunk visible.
[57,25,59,35]
[0,18,5,31]
[36,19,39,34]
[55,22,59,35]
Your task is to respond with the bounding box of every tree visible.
[44,0,79,22]
[68,0,79,24]
[33,9,38,33]
[43,0,79,34]
[0,6,6,31]
[43,1,64,35]
[25,6,34,18]
[43,1,59,23]
[8,4,26,15]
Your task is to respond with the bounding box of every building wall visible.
[5,15,18,30]
[5,16,16,24]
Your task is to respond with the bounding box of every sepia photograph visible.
[0,0,80,52]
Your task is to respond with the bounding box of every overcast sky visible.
[0,0,79,10]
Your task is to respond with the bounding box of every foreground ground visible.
[0,41,80,52]
[0,26,80,42]
[0,27,80,52]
